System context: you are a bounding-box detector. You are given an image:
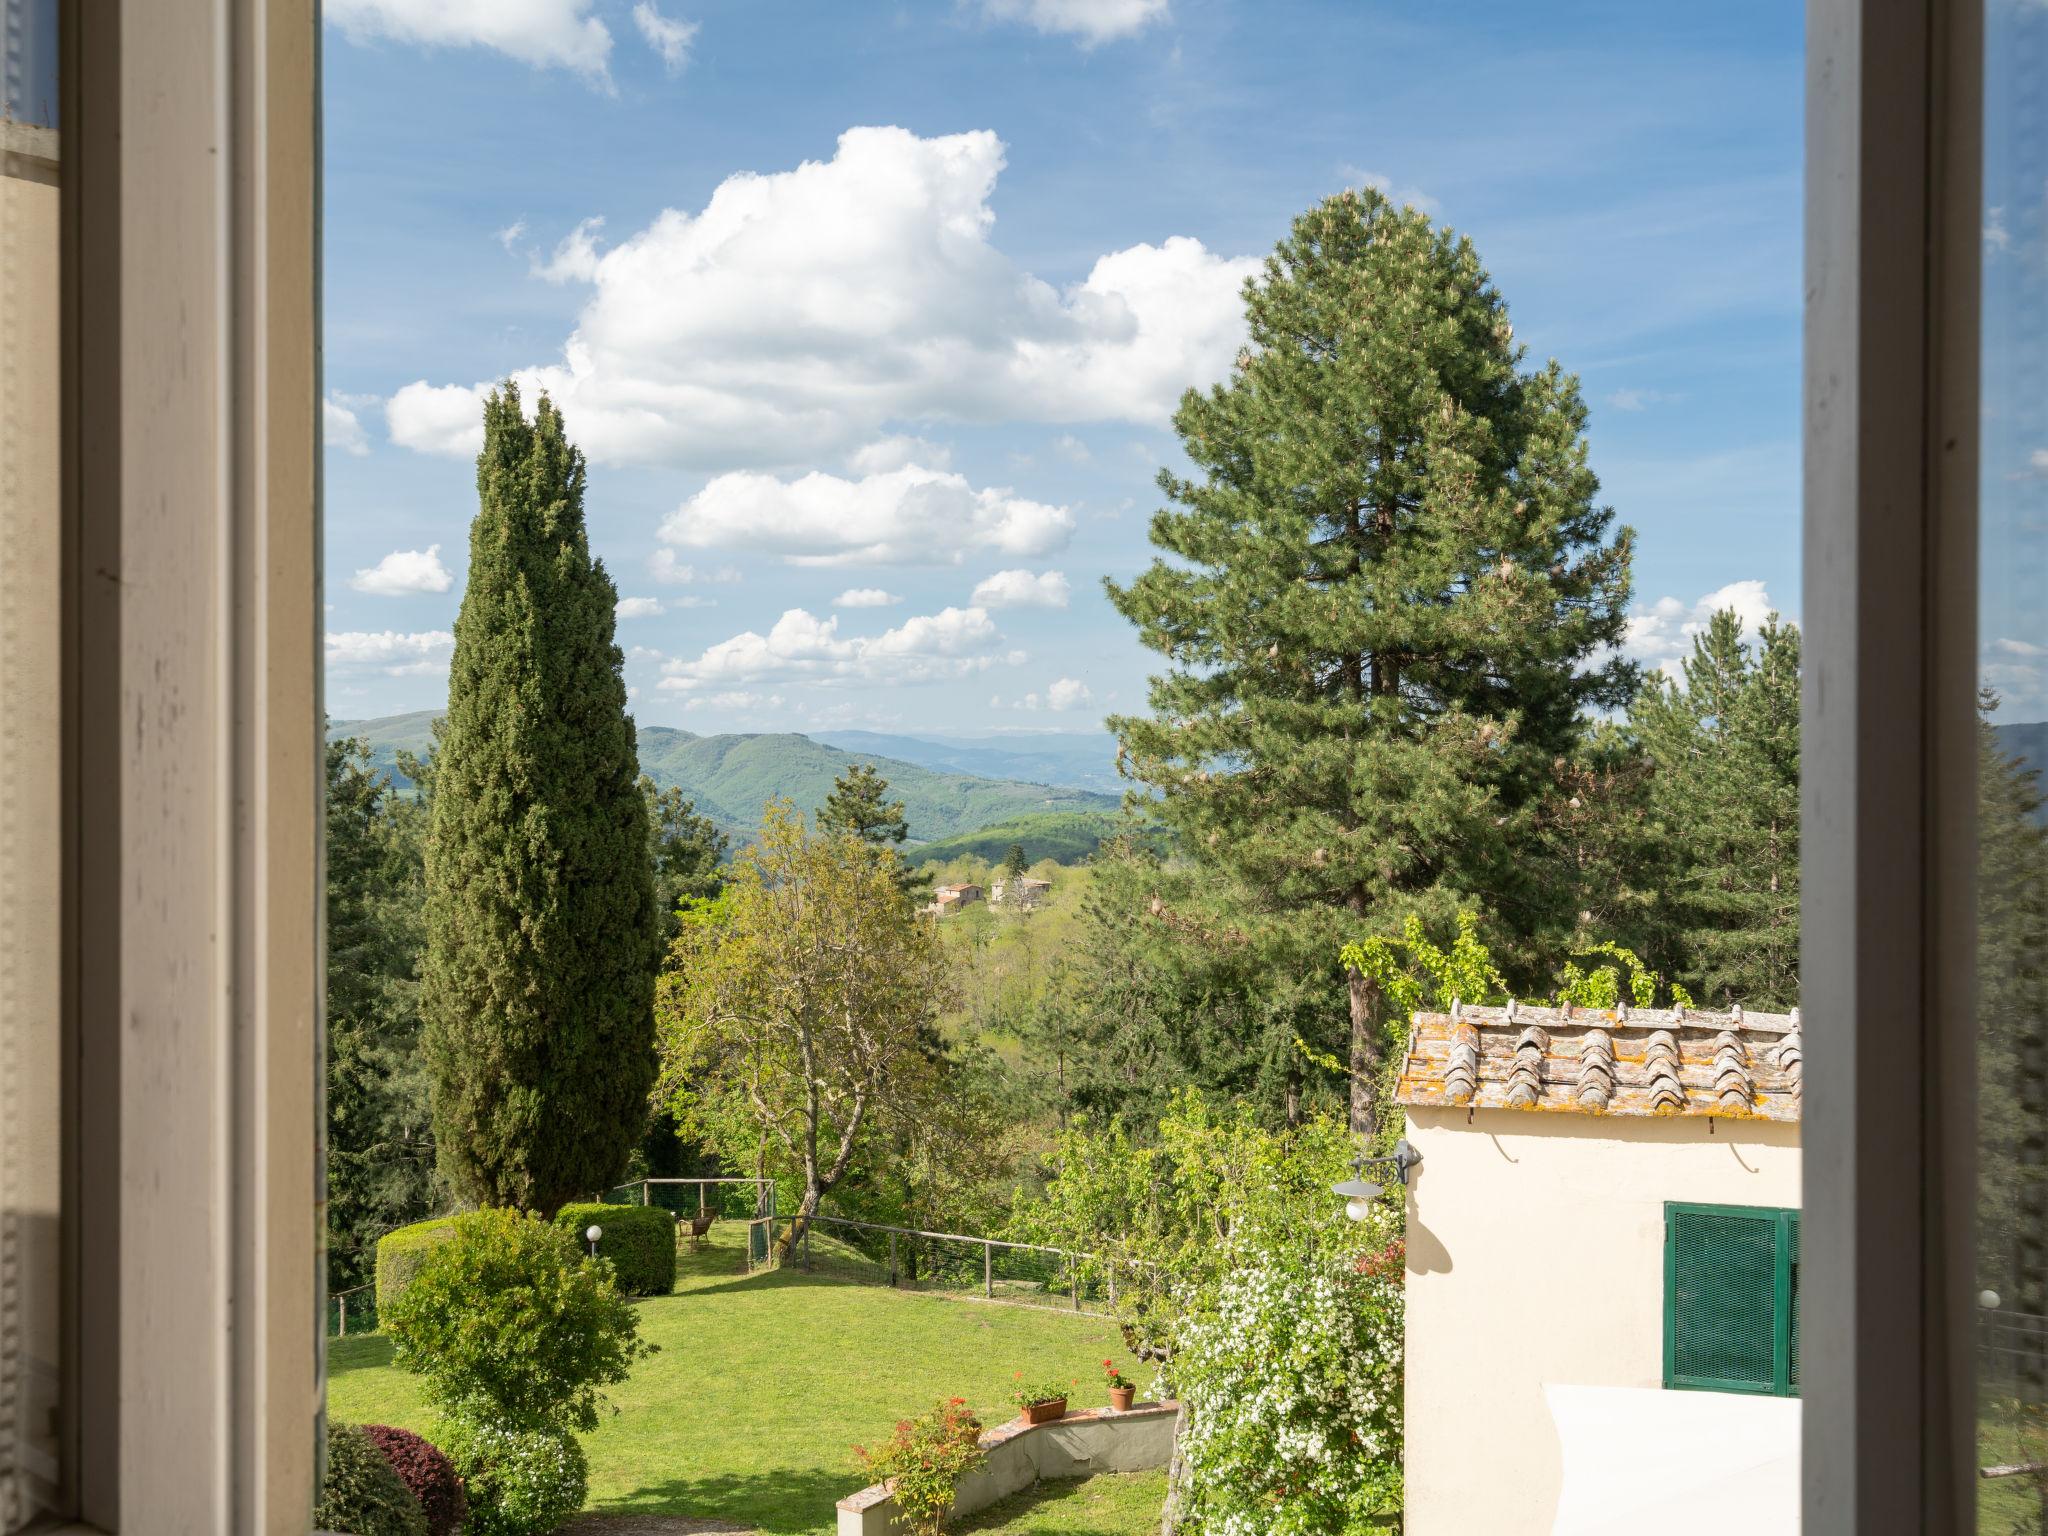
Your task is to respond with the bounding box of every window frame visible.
[1662,1201,1803,1399]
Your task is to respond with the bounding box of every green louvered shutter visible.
[1664,1203,1801,1397]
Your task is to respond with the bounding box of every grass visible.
[1978,1394,2048,1534]
[955,1470,1168,1535]
[326,1224,1149,1535]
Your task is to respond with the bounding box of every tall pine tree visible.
[817,761,930,901]
[1631,610,1801,1007]
[421,386,659,1214]
[1107,189,1635,1139]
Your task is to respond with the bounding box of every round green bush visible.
[375,1215,458,1311]
[384,1207,652,1435]
[317,1422,429,1536]
[441,1418,588,1536]
[552,1202,676,1296]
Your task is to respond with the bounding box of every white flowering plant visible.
[1171,1244,1403,1535]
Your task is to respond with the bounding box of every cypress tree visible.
[421,385,658,1214]
[1106,189,1635,1140]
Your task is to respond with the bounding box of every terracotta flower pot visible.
[1022,1397,1067,1425]
[1108,1385,1135,1412]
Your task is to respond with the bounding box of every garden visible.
[328,1223,1166,1535]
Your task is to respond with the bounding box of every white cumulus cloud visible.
[326,629,456,676]
[849,435,952,474]
[615,596,664,619]
[324,0,613,79]
[659,605,1001,690]
[384,127,1257,470]
[834,588,902,608]
[971,568,1070,608]
[348,545,454,596]
[661,463,1074,567]
[1624,580,1782,679]
[981,0,1167,44]
[632,2,697,71]
[325,395,371,456]
[1046,676,1093,709]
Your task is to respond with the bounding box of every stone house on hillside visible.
[929,882,983,916]
[1396,1002,1803,1536]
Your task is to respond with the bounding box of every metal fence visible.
[328,1282,376,1339]
[603,1176,777,1223]
[770,1212,1143,1316]
[1981,1306,2048,1395]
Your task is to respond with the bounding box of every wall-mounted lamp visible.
[1332,1139,1422,1221]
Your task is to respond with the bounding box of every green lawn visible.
[1977,1395,2048,1534]
[955,1471,1167,1535]
[327,1225,1153,1535]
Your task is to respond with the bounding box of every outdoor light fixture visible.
[586,1223,603,1257]
[1333,1139,1422,1220]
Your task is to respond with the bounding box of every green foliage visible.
[1337,910,1508,1019]
[1003,842,1029,880]
[1106,188,1636,1138]
[1010,1374,1075,1409]
[327,733,438,1289]
[420,385,659,1215]
[375,1216,458,1311]
[1173,1245,1404,1534]
[553,1202,676,1297]
[642,774,726,946]
[1009,1091,1375,1357]
[383,1208,652,1435]
[818,761,931,901]
[439,1418,589,1536]
[854,1398,987,1536]
[317,1422,430,1536]
[1631,610,1801,1007]
[1554,942,1693,1010]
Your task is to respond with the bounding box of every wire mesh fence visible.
[1982,1307,2048,1395]
[773,1213,1137,1315]
[603,1176,775,1222]
[327,1283,376,1339]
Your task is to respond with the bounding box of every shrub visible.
[384,1207,653,1434]
[375,1215,458,1311]
[441,1417,588,1536]
[1172,1247,1403,1535]
[1009,1373,1075,1410]
[362,1424,466,1536]
[317,1422,429,1536]
[553,1202,676,1296]
[854,1398,985,1536]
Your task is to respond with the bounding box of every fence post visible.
[641,1180,649,1206]
[984,1241,993,1298]
[337,1294,346,1338]
[1070,1254,1080,1311]
[804,1221,812,1271]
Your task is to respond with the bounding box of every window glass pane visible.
[0,0,62,1528]
[1978,0,2048,1523]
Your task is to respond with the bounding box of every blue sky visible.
[322,0,1804,735]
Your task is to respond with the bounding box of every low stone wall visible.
[836,1401,1180,1535]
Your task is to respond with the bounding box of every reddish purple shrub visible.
[362,1423,466,1536]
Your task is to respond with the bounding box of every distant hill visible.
[902,809,1164,868]
[812,729,1124,795]
[328,713,1122,845]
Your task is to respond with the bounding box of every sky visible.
[321,0,1806,736]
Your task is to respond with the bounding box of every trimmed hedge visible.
[553,1202,675,1296]
[363,1424,466,1536]
[375,1216,458,1311]
[317,1422,429,1536]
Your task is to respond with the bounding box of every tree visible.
[1106,189,1635,1139]
[420,385,659,1214]
[654,800,956,1256]
[325,734,436,1288]
[1631,610,1801,1007]
[641,775,727,943]
[817,760,930,901]
[1002,842,1029,882]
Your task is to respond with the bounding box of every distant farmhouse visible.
[925,882,984,918]
[991,875,1052,908]
[1397,1001,1803,1536]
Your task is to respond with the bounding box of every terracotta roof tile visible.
[1394,1002,1801,1121]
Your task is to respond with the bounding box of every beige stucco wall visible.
[1403,1105,1801,1536]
